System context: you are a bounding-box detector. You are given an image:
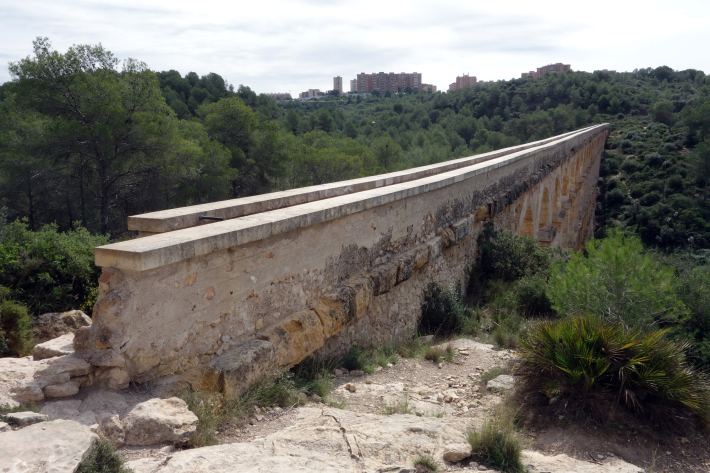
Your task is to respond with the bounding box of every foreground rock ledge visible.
[127,407,642,473]
[0,419,98,473]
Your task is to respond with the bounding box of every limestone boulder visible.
[34,354,92,379]
[486,375,515,393]
[33,310,92,343]
[0,421,10,432]
[0,419,98,473]
[443,443,471,462]
[44,381,80,398]
[98,412,126,447]
[94,366,130,390]
[122,397,198,446]
[33,333,75,361]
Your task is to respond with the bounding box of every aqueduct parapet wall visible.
[75,124,609,394]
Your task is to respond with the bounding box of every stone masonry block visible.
[259,309,325,367]
[207,339,275,398]
[396,253,416,284]
[452,217,472,244]
[312,286,357,336]
[369,262,399,296]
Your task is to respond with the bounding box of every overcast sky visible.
[2,0,709,94]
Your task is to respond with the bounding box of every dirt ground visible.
[117,337,710,472]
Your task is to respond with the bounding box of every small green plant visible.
[424,344,454,363]
[479,365,510,386]
[382,394,414,415]
[467,406,525,473]
[412,454,439,472]
[419,283,467,336]
[76,440,132,473]
[517,315,710,427]
[342,344,399,373]
[174,389,222,447]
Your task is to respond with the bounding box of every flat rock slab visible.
[33,333,75,361]
[79,389,128,415]
[522,451,644,473]
[33,310,91,344]
[0,356,50,408]
[5,411,48,426]
[0,419,98,473]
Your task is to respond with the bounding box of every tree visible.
[548,230,686,327]
[8,38,179,234]
[649,99,675,128]
[372,135,403,171]
[690,140,710,199]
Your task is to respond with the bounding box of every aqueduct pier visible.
[75,124,609,394]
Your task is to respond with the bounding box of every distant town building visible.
[298,89,325,99]
[448,74,477,91]
[264,93,292,100]
[356,72,423,93]
[333,76,344,95]
[349,79,357,93]
[421,83,437,93]
[521,63,571,80]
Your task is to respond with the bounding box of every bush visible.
[548,230,686,327]
[76,440,132,473]
[419,283,467,336]
[640,191,662,206]
[510,274,554,317]
[412,454,439,472]
[472,223,551,290]
[0,220,108,315]
[518,315,710,427]
[467,409,524,473]
[0,297,34,356]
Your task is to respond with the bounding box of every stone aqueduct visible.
[75,124,609,394]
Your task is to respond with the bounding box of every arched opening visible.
[539,188,550,229]
[521,206,534,237]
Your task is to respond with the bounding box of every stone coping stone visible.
[126,128,590,234]
[96,124,609,272]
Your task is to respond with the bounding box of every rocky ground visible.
[2,331,710,472]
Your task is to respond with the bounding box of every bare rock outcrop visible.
[0,419,98,473]
[33,333,75,361]
[33,310,92,343]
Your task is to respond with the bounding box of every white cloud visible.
[1,0,708,93]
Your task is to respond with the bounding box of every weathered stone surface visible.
[79,389,128,415]
[0,419,98,473]
[486,375,515,393]
[259,309,325,367]
[33,333,75,361]
[44,381,81,398]
[0,421,10,432]
[122,397,199,446]
[94,366,130,390]
[41,399,82,419]
[98,412,125,447]
[312,287,357,337]
[207,339,275,398]
[177,364,222,392]
[521,451,643,473]
[369,262,398,296]
[0,356,50,407]
[443,443,471,462]
[33,310,92,343]
[5,411,48,426]
[34,354,92,379]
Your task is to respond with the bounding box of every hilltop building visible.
[421,84,437,93]
[521,63,571,80]
[356,72,423,94]
[349,79,357,93]
[298,89,325,99]
[448,74,477,91]
[333,76,344,94]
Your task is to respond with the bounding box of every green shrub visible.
[510,274,554,317]
[467,409,524,473]
[76,440,132,473]
[518,315,710,426]
[424,344,453,363]
[412,454,439,472]
[548,230,686,327]
[0,220,108,315]
[0,298,34,356]
[419,283,467,336]
[174,389,222,447]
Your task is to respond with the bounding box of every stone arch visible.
[539,188,551,229]
[553,177,560,213]
[521,206,534,237]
